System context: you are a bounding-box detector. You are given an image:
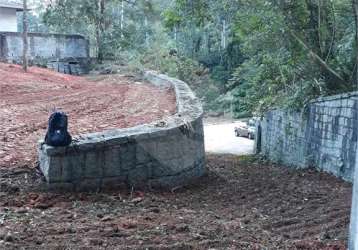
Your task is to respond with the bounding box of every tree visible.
[121,0,125,38]
[43,0,156,60]
[36,0,358,114]
[43,0,109,61]
[97,0,106,62]
[22,0,28,72]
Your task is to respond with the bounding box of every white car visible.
[235,120,256,140]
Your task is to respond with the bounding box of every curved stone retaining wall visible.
[38,71,206,191]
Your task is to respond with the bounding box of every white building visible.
[0,0,23,32]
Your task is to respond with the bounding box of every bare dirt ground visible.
[0,64,352,249]
[0,155,351,249]
[0,63,176,168]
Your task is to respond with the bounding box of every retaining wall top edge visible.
[262,91,358,117]
[144,71,202,113]
[39,71,204,156]
[0,32,86,39]
[310,91,358,103]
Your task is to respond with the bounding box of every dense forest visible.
[21,0,358,117]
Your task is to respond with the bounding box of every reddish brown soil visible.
[0,155,351,249]
[0,63,352,249]
[0,63,176,168]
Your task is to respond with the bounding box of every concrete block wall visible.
[307,95,358,180]
[258,92,358,182]
[0,32,89,61]
[0,32,89,74]
[260,110,309,168]
[38,71,206,191]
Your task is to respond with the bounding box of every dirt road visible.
[204,121,254,155]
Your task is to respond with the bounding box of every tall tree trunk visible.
[120,0,124,38]
[325,0,336,62]
[317,0,323,56]
[174,25,177,46]
[305,0,323,57]
[144,16,149,47]
[221,19,226,50]
[353,0,358,89]
[22,0,28,72]
[96,26,101,61]
[97,0,105,62]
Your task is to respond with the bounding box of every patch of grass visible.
[236,154,257,165]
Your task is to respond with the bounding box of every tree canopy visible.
[26,0,358,116]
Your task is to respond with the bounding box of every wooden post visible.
[349,146,358,249]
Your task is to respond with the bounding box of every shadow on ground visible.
[0,154,351,249]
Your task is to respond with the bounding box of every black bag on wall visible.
[45,112,72,147]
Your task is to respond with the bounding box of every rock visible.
[101,216,113,222]
[35,239,43,245]
[320,231,332,240]
[0,231,5,240]
[87,238,103,246]
[121,219,137,229]
[0,183,20,194]
[34,203,52,210]
[130,197,144,204]
[104,227,127,238]
[100,68,112,75]
[149,207,160,214]
[4,233,14,242]
[66,227,76,234]
[16,208,28,214]
[206,111,224,118]
[175,224,190,233]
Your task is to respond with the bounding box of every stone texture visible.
[257,92,358,182]
[38,71,206,190]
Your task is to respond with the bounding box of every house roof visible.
[0,0,23,10]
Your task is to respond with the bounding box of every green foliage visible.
[17,12,49,33]
[31,0,358,115]
[227,0,357,114]
[162,9,182,29]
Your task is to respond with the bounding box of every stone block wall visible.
[259,110,309,168]
[38,71,206,191]
[258,92,358,182]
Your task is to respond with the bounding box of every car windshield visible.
[247,120,255,127]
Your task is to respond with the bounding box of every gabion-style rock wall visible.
[38,71,206,191]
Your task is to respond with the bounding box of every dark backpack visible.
[45,112,72,147]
